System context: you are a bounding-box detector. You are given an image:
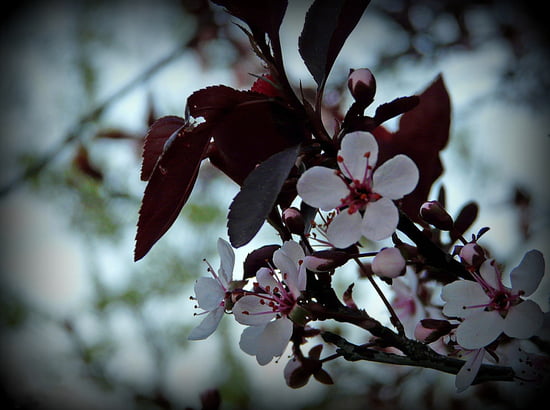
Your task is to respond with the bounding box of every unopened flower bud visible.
[282,207,305,235]
[419,200,454,231]
[372,247,406,278]
[348,68,376,107]
[304,250,351,272]
[459,242,486,269]
[414,319,453,343]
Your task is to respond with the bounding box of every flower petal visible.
[194,277,224,311]
[239,325,264,355]
[361,198,398,241]
[510,250,545,296]
[441,280,491,318]
[273,241,306,296]
[256,267,279,293]
[456,311,504,349]
[327,211,362,248]
[479,259,502,291]
[338,131,378,178]
[297,166,348,211]
[233,295,276,326]
[372,155,419,199]
[503,299,544,339]
[456,349,485,393]
[217,238,235,286]
[255,318,293,365]
[187,307,224,340]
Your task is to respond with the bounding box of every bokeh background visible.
[1,1,549,409]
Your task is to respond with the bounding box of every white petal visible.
[273,242,306,296]
[372,155,419,199]
[187,307,224,340]
[273,246,298,281]
[361,198,398,241]
[327,211,363,248]
[456,311,504,349]
[456,349,485,393]
[217,238,235,286]
[479,259,502,291]
[294,264,307,296]
[277,240,305,264]
[441,280,490,318]
[338,131,379,178]
[510,250,545,296]
[297,167,348,211]
[255,318,293,365]
[194,277,224,311]
[239,325,264,355]
[503,300,544,339]
[233,295,276,326]
[256,267,279,292]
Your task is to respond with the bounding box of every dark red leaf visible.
[299,0,370,88]
[450,202,479,244]
[189,85,305,185]
[72,144,103,181]
[134,123,211,261]
[140,116,186,181]
[243,244,281,280]
[228,145,300,248]
[373,75,451,223]
[373,95,419,125]
[211,0,287,42]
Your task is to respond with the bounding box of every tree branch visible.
[322,331,516,385]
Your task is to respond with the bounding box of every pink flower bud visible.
[459,242,486,269]
[282,207,305,235]
[372,247,406,278]
[419,200,454,231]
[348,68,376,106]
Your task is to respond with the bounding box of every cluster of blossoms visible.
[188,114,548,393]
[190,239,307,365]
[134,1,548,402]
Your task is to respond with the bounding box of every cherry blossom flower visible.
[441,250,545,350]
[297,131,419,248]
[188,238,235,340]
[233,241,307,365]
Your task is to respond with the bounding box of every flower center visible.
[335,152,380,214]
[242,270,297,318]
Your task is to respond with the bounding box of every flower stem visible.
[353,257,406,336]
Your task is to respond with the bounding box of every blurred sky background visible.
[1,1,549,409]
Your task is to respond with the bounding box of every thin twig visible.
[353,256,405,336]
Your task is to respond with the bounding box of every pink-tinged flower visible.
[188,238,235,340]
[297,131,419,248]
[233,241,307,365]
[441,250,545,349]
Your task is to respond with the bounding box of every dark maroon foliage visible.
[134,123,211,261]
[227,145,300,247]
[373,75,451,222]
[299,0,371,89]
[188,86,306,185]
[140,116,186,181]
